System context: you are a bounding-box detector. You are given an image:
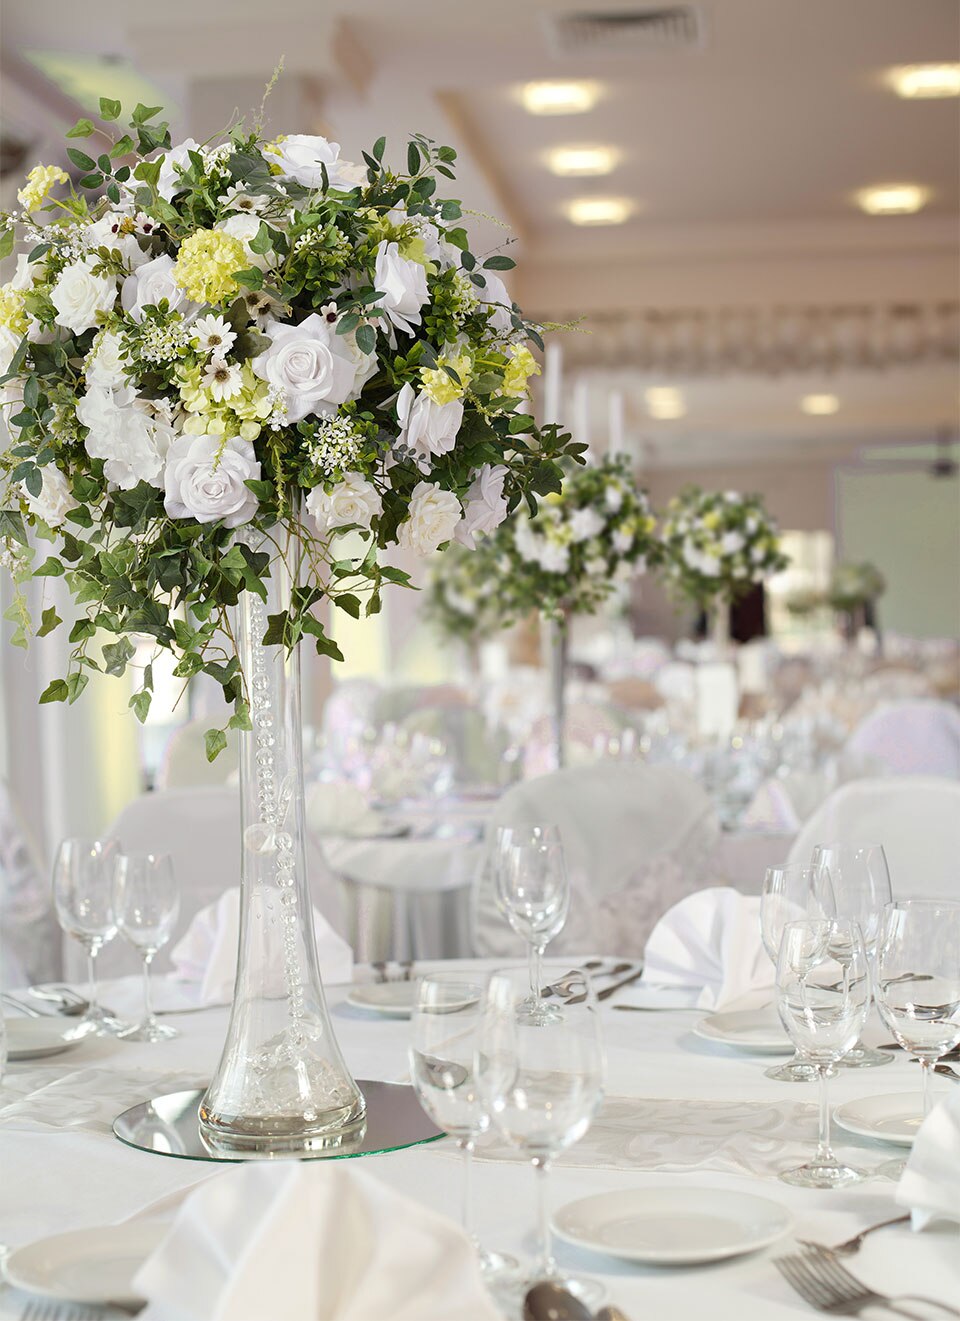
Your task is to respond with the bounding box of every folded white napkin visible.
[134,1161,503,1321]
[897,1088,960,1231]
[306,780,382,837]
[740,779,802,834]
[171,888,352,1005]
[641,886,773,1011]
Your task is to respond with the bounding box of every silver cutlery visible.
[28,985,90,1016]
[3,993,45,1017]
[596,1308,634,1321]
[596,967,647,1003]
[797,1213,911,1256]
[523,1281,592,1320]
[612,1003,700,1013]
[934,1063,960,1083]
[371,961,388,983]
[19,1301,111,1320]
[776,1249,960,1318]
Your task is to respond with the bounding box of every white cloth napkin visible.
[134,1161,503,1321]
[306,780,381,837]
[170,888,352,1005]
[740,779,802,834]
[641,886,773,1011]
[897,1088,960,1230]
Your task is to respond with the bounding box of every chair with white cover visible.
[155,718,240,790]
[472,763,722,959]
[786,776,960,899]
[0,778,59,987]
[844,700,960,779]
[81,787,346,981]
[399,705,508,794]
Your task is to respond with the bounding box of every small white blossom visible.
[218,184,266,215]
[193,314,237,357]
[203,358,243,402]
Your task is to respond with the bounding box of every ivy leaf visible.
[69,618,96,643]
[66,672,89,704]
[66,147,96,171]
[99,96,122,120]
[228,701,252,732]
[132,103,163,124]
[302,614,345,662]
[129,689,152,723]
[204,728,228,762]
[232,267,263,290]
[37,606,61,637]
[102,636,135,676]
[67,119,95,138]
[34,556,64,577]
[333,593,361,619]
[248,222,273,255]
[39,679,69,704]
[0,511,27,546]
[0,230,13,261]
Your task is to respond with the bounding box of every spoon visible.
[596,1308,633,1321]
[523,1282,592,1321]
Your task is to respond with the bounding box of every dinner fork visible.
[776,1250,960,1318]
[19,1300,110,1320]
[796,1213,910,1256]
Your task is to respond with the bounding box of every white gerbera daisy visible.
[203,357,243,402]
[218,184,266,215]
[194,314,237,357]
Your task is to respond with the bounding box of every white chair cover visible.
[0,779,58,987]
[399,705,508,792]
[472,763,722,958]
[845,700,960,778]
[156,718,239,790]
[786,776,960,900]
[653,661,697,710]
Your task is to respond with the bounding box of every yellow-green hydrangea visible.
[17,164,69,212]
[178,361,272,441]
[173,229,246,305]
[502,345,540,397]
[420,352,472,405]
[0,285,28,335]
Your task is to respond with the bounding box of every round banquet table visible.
[1,965,956,1320]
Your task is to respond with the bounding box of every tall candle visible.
[608,388,625,456]
[542,341,563,427]
[572,377,591,452]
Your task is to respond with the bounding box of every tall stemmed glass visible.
[477,965,605,1309]
[409,971,517,1284]
[874,900,960,1177]
[811,842,893,1068]
[114,853,180,1042]
[52,837,127,1038]
[760,863,835,1082]
[776,918,870,1188]
[495,825,569,1025]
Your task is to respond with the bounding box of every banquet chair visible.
[155,718,240,790]
[786,776,960,899]
[398,704,508,793]
[473,763,723,958]
[0,778,59,987]
[79,787,346,981]
[844,700,960,779]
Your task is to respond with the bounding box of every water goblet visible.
[811,842,893,1068]
[477,965,605,1310]
[409,971,517,1283]
[494,825,569,1025]
[114,852,180,1042]
[52,836,127,1038]
[776,918,870,1188]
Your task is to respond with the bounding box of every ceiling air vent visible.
[546,7,705,56]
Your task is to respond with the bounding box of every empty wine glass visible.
[477,965,605,1310]
[495,825,569,1025]
[874,900,960,1177]
[52,837,127,1038]
[811,842,893,1069]
[409,971,517,1284]
[760,863,835,1083]
[776,918,870,1188]
[114,852,180,1042]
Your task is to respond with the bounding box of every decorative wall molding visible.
[557,301,960,376]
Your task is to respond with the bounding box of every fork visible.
[776,1250,960,1318]
[797,1213,910,1256]
[20,1300,111,1320]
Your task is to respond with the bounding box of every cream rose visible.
[155,139,202,202]
[395,382,463,471]
[306,472,383,537]
[396,481,462,555]
[24,465,77,527]
[455,463,509,549]
[374,241,428,336]
[569,508,605,543]
[121,254,198,324]
[85,329,127,389]
[263,134,361,191]
[164,434,260,527]
[50,256,117,335]
[252,314,376,422]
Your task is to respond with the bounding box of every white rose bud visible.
[454,463,509,548]
[24,465,77,527]
[396,382,463,471]
[306,471,382,537]
[396,481,462,555]
[374,241,428,336]
[164,434,260,527]
[51,256,117,335]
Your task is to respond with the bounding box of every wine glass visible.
[874,900,960,1177]
[477,964,605,1310]
[760,863,835,1082]
[52,837,128,1038]
[114,853,180,1042]
[776,918,870,1188]
[494,825,569,1025]
[409,971,517,1283]
[810,842,893,1068]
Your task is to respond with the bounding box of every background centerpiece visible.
[0,98,580,1152]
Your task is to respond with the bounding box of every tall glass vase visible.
[709,598,731,651]
[547,615,568,770]
[199,520,365,1154]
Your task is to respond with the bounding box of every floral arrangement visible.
[422,539,505,646]
[659,487,788,607]
[0,98,581,741]
[486,454,658,621]
[827,561,886,611]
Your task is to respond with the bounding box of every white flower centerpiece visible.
[0,100,579,1153]
[423,536,507,673]
[659,487,788,646]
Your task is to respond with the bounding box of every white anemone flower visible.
[203,357,243,402]
[218,185,266,215]
[193,314,237,357]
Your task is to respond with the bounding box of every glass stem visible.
[532,1157,555,1278]
[815,1064,835,1166]
[921,1059,933,1118]
[86,946,99,1014]
[141,951,155,1023]
[458,1136,477,1246]
[529,942,544,1010]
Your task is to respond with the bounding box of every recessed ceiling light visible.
[565,196,634,226]
[855,183,931,215]
[645,386,686,419]
[546,145,619,177]
[801,393,840,416]
[520,80,600,115]
[886,63,960,99]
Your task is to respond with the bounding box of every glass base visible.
[779,1159,866,1189]
[516,999,565,1027]
[765,1056,836,1083]
[837,1044,893,1069]
[478,1248,520,1283]
[64,1009,131,1040]
[118,1017,179,1043]
[877,1156,907,1181]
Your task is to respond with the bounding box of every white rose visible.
[586,556,607,576]
[612,527,634,554]
[604,484,623,513]
[745,516,759,534]
[374,241,428,335]
[477,271,513,336]
[514,519,541,564]
[721,531,745,555]
[262,135,359,191]
[724,490,741,502]
[396,382,463,471]
[85,329,127,389]
[84,212,149,270]
[24,464,76,527]
[252,314,376,423]
[164,434,260,527]
[396,481,462,555]
[454,463,508,548]
[121,254,197,324]
[10,253,39,292]
[76,384,172,489]
[155,139,201,202]
[215,213,275,272]
[306,472,382,536]
[750,544,767,565]
[568,507,605,543]
[614,561,636,585]
[50,256,117,335]
[0,324,21,376]
[538,541,570,574]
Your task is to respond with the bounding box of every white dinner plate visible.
[5,1222,168,1307]
[692,1008,793,1055]
[553,1187,793,1265]
[4,1016,78,1061]
[834,1091,947,1147]
[346,982,419,1017]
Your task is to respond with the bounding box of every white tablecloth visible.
[2,968,956,1319]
